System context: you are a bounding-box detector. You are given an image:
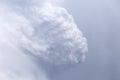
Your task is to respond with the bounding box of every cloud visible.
[23,2,88,65]
[0,0,88,79]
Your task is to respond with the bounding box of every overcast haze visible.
[0,0,120,80]
[54,0,120,80]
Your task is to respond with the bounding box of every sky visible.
[0,0,120,80]
[53,0,120,80]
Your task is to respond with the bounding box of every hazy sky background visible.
[53,0,120,80]
[0,0,120,80]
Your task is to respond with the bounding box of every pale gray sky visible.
[0,0,120,80]
[53,0,120,80]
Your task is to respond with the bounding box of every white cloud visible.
[0,0,88,79]
[21,2,88,66]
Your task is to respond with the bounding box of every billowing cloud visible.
[0,0,88,80]
[20,2,88,65]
